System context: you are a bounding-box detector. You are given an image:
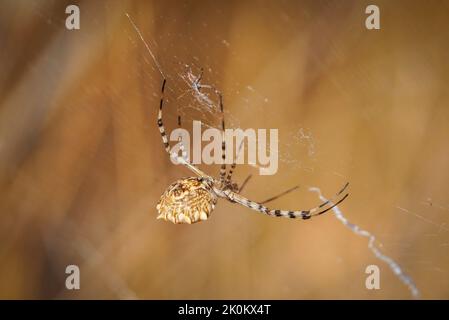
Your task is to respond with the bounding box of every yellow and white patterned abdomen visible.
[156,177,217,224]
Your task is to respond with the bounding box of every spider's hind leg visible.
[224,182,349,220]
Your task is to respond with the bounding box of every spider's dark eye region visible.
[156,177,217,224]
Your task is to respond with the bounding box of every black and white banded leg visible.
[157,78,207,177]
[224,182,349,219]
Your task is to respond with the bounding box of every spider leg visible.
[177,115,188,160]
[226,140,245,184]
[218,93,227,183]
[157,79,170,153]
[198,83,227,180]
[224,182,349,220]
[193,73,227,183]
[226,162,236,183]
[260,185,300,205]
[172,152,207,177]
[157,79,208,178]
[238,174,252,193]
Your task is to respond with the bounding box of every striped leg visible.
[224,182,349,220]
[171,152,207,178]
[218,93,227,183]
[191,72,227,183]
[225,140,244,184]
[157,79,207,178]
[177,115,188,161]
[157,79,170,153]
[225,162,236,184]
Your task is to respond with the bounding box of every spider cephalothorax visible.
[155,77,349,225]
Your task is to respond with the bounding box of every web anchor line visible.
[309,186,420,299]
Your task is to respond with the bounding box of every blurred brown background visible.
[1,0,449,299]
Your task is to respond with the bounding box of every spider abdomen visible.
[156,177,217,224]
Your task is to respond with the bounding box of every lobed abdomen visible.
[156,177,217,224]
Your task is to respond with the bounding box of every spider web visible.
[126,19,310,174]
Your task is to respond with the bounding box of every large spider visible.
[156,76,349,224]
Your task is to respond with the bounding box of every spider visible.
[156,76,349,224]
